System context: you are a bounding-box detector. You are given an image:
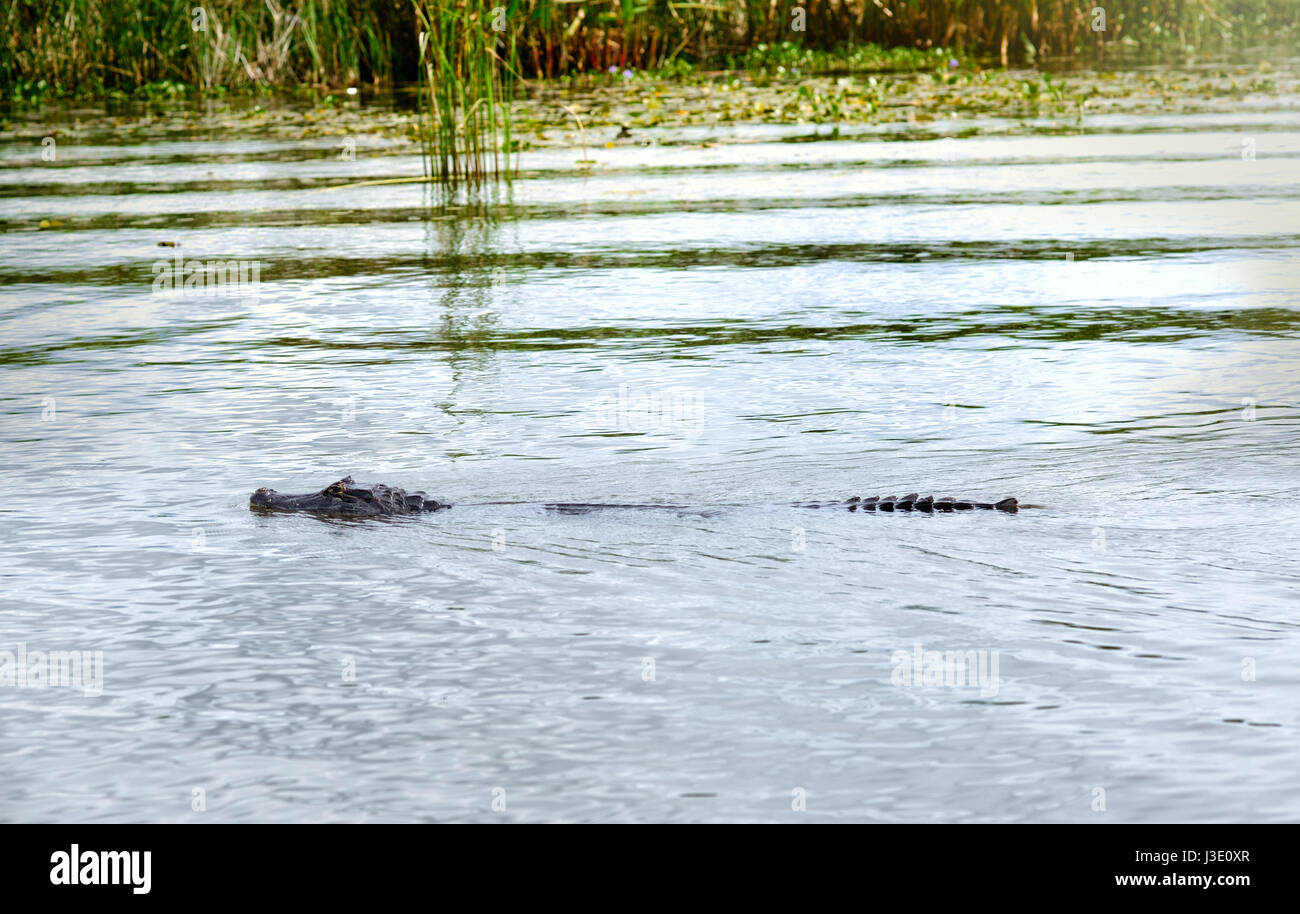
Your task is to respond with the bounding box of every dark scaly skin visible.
[252,478,1030,517]
[250,476,447,517]
[842,495,1021,513]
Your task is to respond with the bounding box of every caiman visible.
[250,477,1030,517]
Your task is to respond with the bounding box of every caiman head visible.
[250,476,447,516]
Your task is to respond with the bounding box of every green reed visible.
[504,0,1299,72]
[3,1,1297,100]
[2,0,410,97]
[413,0,520,186]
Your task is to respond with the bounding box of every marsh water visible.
[2,71,1298,822]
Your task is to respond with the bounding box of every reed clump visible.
[3,0,413,97]
[5,1,1297,100]
[505,0,1298,73]
[413,0,519,186]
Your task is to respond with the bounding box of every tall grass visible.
[412,1,519,186]
[504,0,1300,72]
[4,0,1297,97]
[2,0,414,95]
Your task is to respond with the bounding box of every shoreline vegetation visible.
[5,1,1297,186]
[5,1,1297,101]
[9,62,1294,161]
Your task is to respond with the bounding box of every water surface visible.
[1,76,1298,822]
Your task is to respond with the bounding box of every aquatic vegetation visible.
[737,41,956,77]
[8,58,1292,168]
[3,1,1298,99]
[2,0,414,98]
[412,0,520,186]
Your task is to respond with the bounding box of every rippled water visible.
[2,77,1298,822]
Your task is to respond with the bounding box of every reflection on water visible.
[0,80,1298,823]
